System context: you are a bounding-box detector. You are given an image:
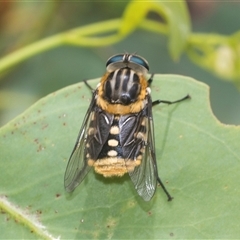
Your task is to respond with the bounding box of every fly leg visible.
[148,74,190,201]
[157,177,173,201]
[148,74,190,105]
[152,95,190,106]
[83,80,95,93]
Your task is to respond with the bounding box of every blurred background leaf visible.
[0,1,240,127]
[120,0,190,59]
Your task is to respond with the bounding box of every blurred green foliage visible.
[0,1,240,126]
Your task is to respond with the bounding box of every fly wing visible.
[120,97,158,201]
[64,94,96,192]
[127,117,158,201]
[64,92,113,192]
[85,108,114,160]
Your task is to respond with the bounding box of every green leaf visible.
[120,0,191,59]
[0,75,240,239]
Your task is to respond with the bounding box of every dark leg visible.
[148,74,190,201]
[152,95,190,106]
[157,177,173,201]
[147,73,154,86]
[83,80,94,92]
[154,94,190,201]
[148,74,190,106]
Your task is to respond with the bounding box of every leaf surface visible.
[0,75,239,239]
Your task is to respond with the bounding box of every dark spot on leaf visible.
[56,193,61,198]
[106,217,117,229]
[36,210,42,215]
[41,124,48,130]
[37,145,45,152]
[148,211,152,216]
[170,232,174,237]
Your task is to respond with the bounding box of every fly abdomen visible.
[97,117,123,159]
[89,115,142,177]
[91,116,126,177]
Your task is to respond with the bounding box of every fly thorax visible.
[103,68,141,105]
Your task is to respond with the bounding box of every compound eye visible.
[106,53,149,75]
[130,55,149,71]
[106,54,124,68]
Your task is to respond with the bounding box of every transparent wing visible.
[64,95,96,192]
[119,95,158,201]
[127,116,158,201]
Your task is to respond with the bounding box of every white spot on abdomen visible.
[108,139,118,147]
[107,150,118,157]
[110,126,120,135]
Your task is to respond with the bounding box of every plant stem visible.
[0,18,167,77]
